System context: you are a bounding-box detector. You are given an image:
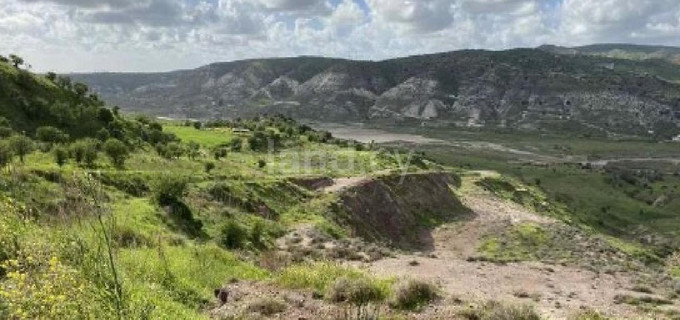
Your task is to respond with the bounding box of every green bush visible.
[389,279,439,311]
[204,161,215,173]
[219,221,248,249]
[103,138,129,168]
[153,175,188,206]
[53,146,69,167]
[36,126,69,144]
[70,139,99,167]
[8,135,34,163]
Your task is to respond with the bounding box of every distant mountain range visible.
[70,44,680,139]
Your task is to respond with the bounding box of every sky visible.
[1,0,680,72]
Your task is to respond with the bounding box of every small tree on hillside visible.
[187,142,200,160]
[8,135,34,163]
[53,146,69,167]
[103,138,129,168]
[73,82,89,97]
[8,54,24,68]
[36,126,69,145]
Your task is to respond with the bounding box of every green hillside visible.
[0,57,120,139]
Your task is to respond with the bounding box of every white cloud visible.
[1,0,680,73]
[367,0,454,33]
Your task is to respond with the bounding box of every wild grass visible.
[163,125,233,148]
[275,262,392,295]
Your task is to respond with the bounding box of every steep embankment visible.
[330,172,468,249]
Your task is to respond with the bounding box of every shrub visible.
[36,126,69,144]
[247,297,286,316]
[213,147,228,160]
[0,126,13,138]
[153,175,188,206]
[0,141,13,169]
[258,159,267,168]
[389,279,439,311]
[220,221,248,249]
[70,139,98,167]
[204,161,216,173]
[8,135,34,163]
[458,301,541,320]
[96,128,110,141]
[103,138,129,168]
[157,142,185,159]
[53,146,69,167]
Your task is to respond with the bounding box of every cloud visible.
[258,0,332,15]
[2,0,680,73]
[367,0,454,33]
[559,0,680,43]
[17,0,136,9]
[81,0,184,26]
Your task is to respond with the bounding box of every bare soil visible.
[358,172,678,319]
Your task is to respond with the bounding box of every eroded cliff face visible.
[333,172,468,249]
[71,48,680,138]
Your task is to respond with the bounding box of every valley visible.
[2,47,680,320]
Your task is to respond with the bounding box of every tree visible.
[193,121,202,130]
[70,139,98,166]
[53,146,69,167]
[98,108,114,124]
[8,54,24,68]
[8,135,34,163]
[73,82,89,97]
[36,126,69,144]
[187,141,200,160]
[0,141,13,169]
[0,55,8,63]
[45,72,57,82]
[213,147,228,160]
[96,128,111,142]
[103,138,129,168]
[0,117,12,138]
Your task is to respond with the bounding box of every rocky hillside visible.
[71,45,680,139]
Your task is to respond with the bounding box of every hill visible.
[539,44,680,65]
[4,61,680,319]
[71,45,680,139]
[0,57,115,139]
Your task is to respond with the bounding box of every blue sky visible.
[1,0,679,72]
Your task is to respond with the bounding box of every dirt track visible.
[359,172,671,319]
